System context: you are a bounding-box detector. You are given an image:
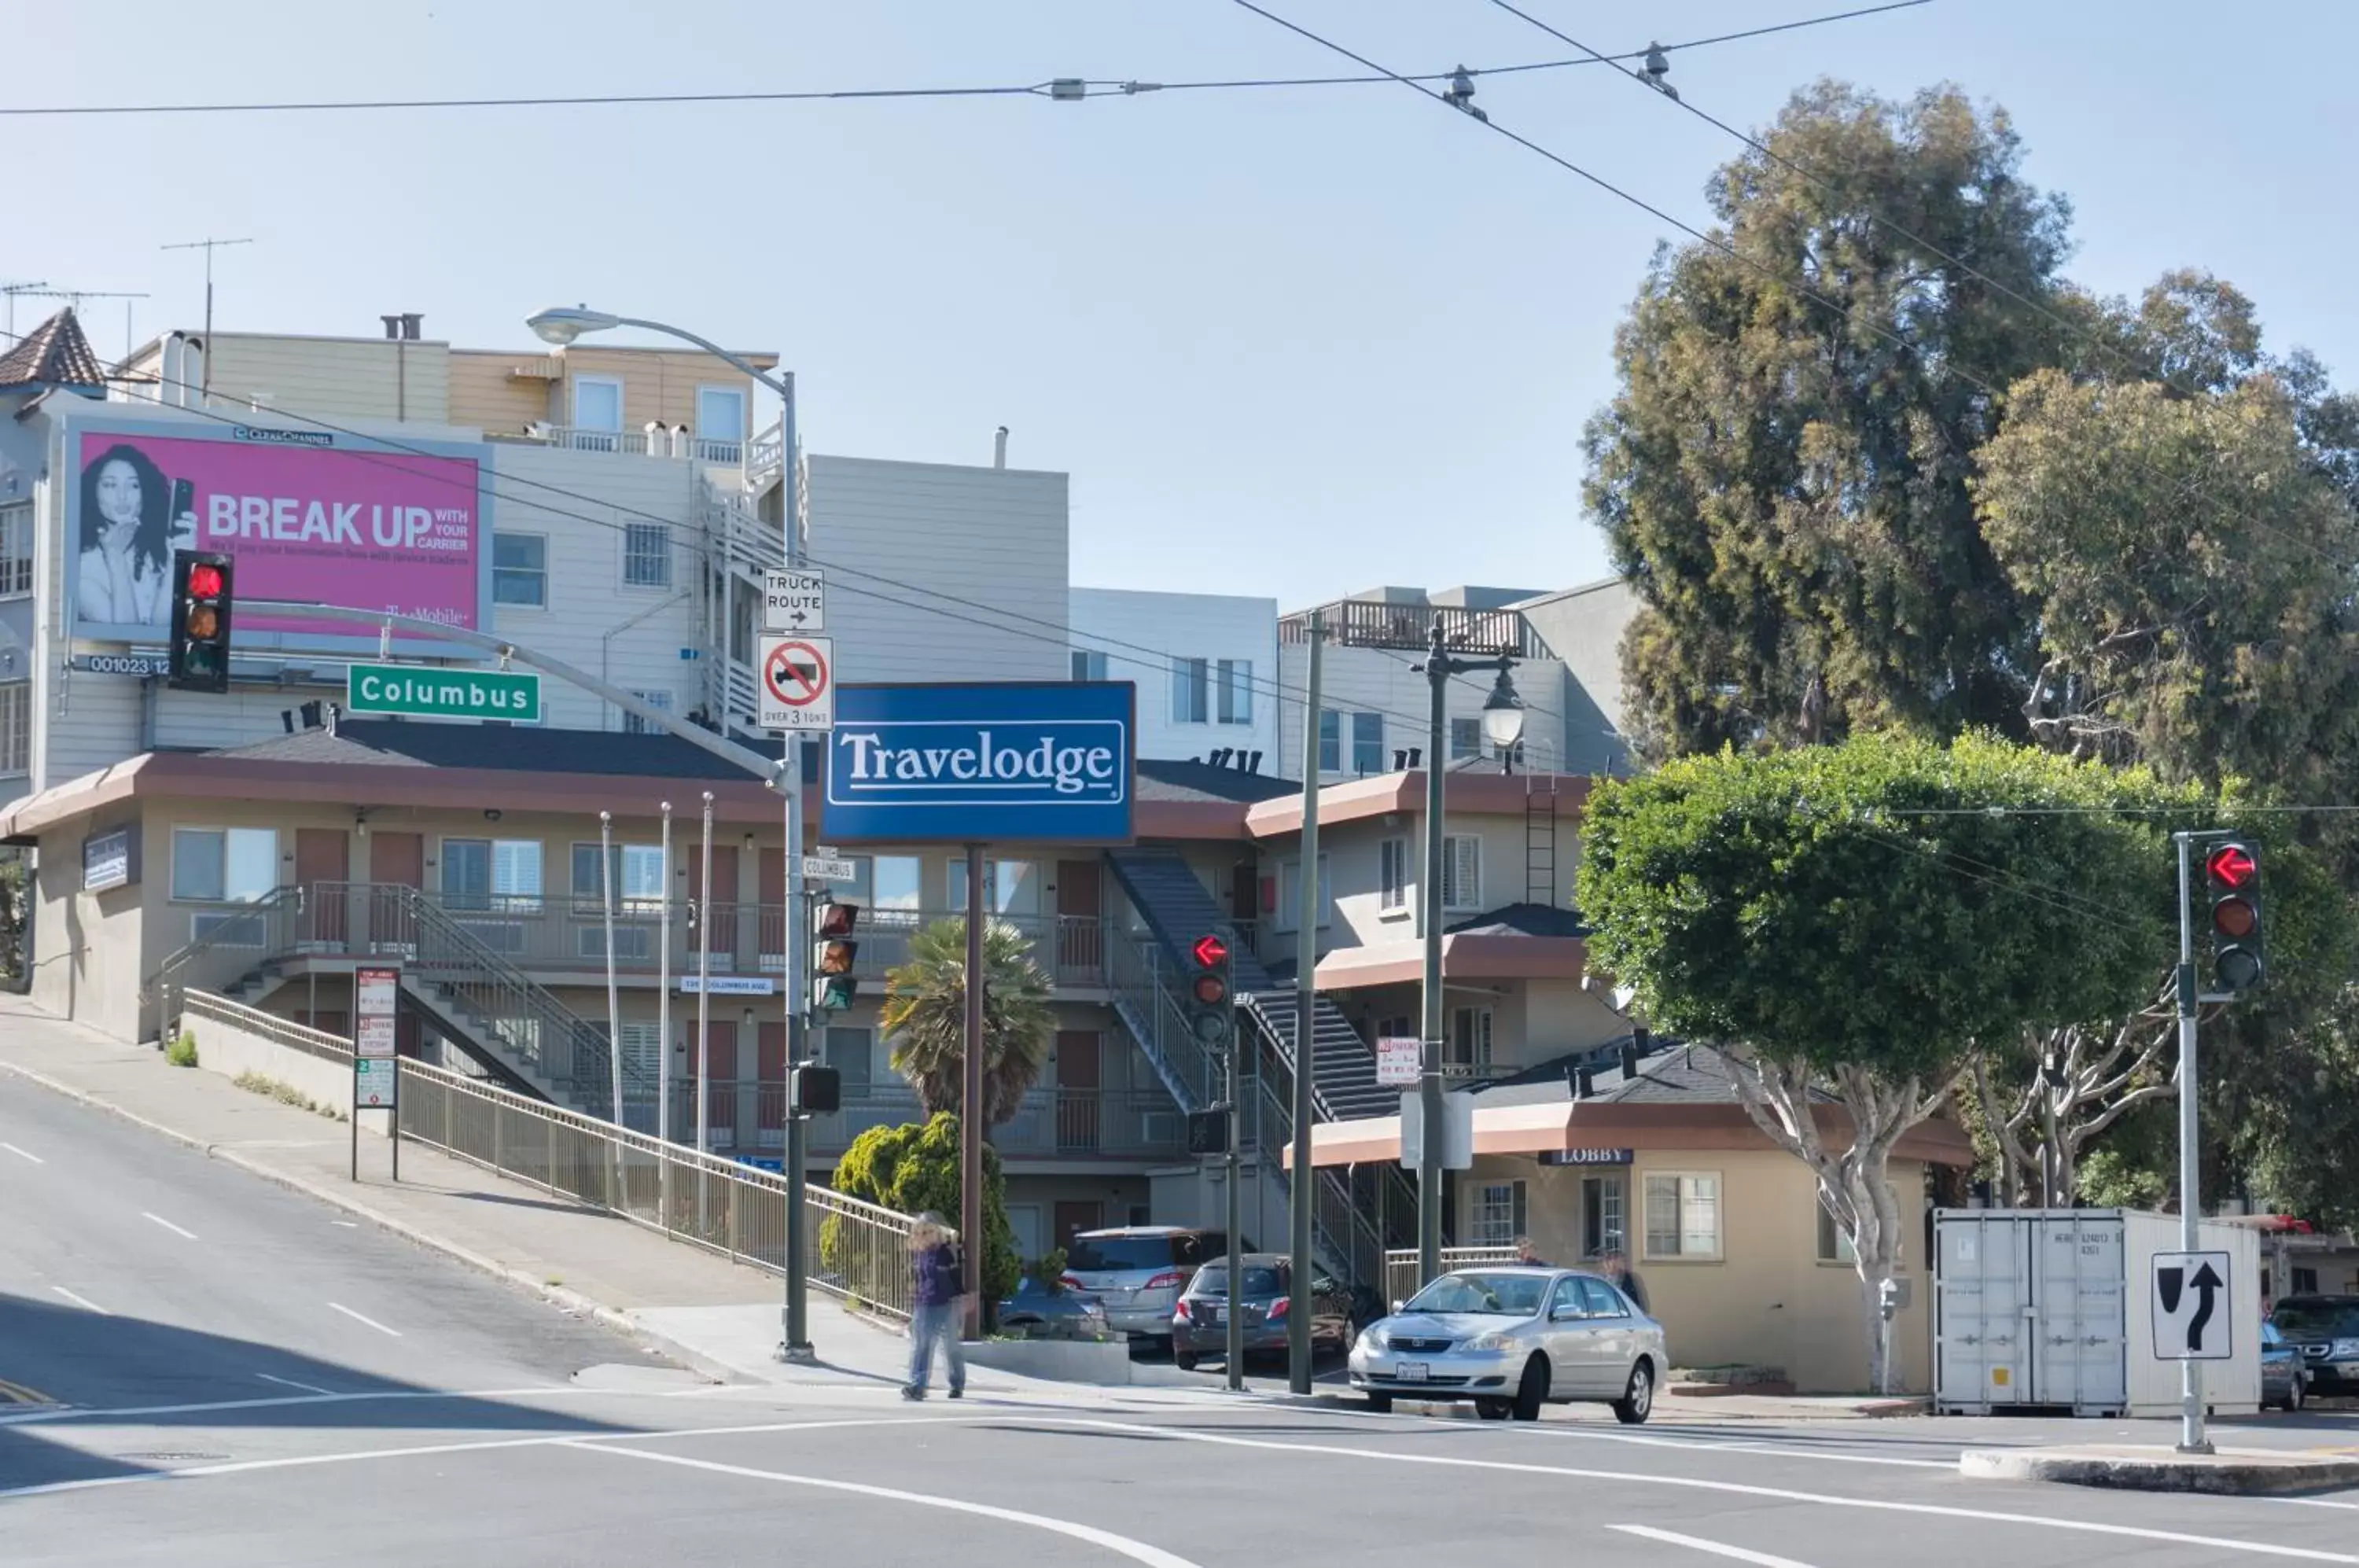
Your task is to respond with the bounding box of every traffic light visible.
[167,550,234,694]
[2204,841,2265,994]
[1185,1107,1230,1155]
[1187,931,1231,1048]
[791,1063,841,1116]
[813,901,859,1013]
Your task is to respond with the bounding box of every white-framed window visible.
[1071,650,1108,683]
[0,682,28,778]
[572,374,624,437]
[1441,834,1482,911]
[1581,1174,1626,1259]
[948,857,1040,917]
[1816,1187,1906,1267]
[1272,854,1333,933]
[695,385,746,450]
[1448,1006,1492,1071]
[171,826,277,904]
[1172,657,1209,724]
[1216,659,1253,725]
[1375,1013,1413,1044]
[1449,716,1481,760]
[491,532,547,608]
[622,687,673,734]
[1470,1180,1528,1246]
[1378,837,1408,915]
[1644,1172,1723,1261]
[571,842,666,911]
[871,855,923,920]
[442,837,543,912]
[1352,712,1383,775]
[623,523,672,588]
[0,504,31,598]
[1318,710,1341,773]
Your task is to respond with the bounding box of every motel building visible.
[1,679,1970,1390]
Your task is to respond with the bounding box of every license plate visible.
[1395,1362,1430,1382]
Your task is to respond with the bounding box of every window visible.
[491,533,547,608]
[872,855,922,921]
[622,688,673,734]
[1352,712,1384,775]
[1272,855,1331,932]
[1171,657,1209,723]
[171,826,276,903]
[1375,1013,1413,1045]
[1548,1276,1588,1320]
[1317,709,1341,773]
[1470,1180,1528,1246]
[696,385,746,443]
[1378,837,1408,915]
[618,1021,663,1082]
[1448,1007,1492,1072]
[0,683,27,778]
[1449,716,1481,760]
[1441,834,1482,911]
[1645,1172,1722,1260]
[1577,1277,1629,1318]
[571,842,665,911]
[0,505,30,598]
[443,837,543,911]
[949,858,1039,917]
[1070,650,1108,683]
[1816,1188,1907,1266]
[623,523,672,588]
[1581,1175,1625,1259]
[1216,659,1253,725]
[572,374,623,436]
[823,1026,874,1091]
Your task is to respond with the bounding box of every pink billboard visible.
[70,425,484,646]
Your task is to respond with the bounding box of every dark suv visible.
[2271,1295,2359,1397]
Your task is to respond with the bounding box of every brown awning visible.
[1295,1101,1976,1169]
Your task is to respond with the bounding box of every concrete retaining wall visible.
[178,1008,389,1139]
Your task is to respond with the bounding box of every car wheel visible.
[1175,1352,1200,1372]
[1365,1393,1393,1414]
[1476,1397,1512,1421]
[1511,1356,1550,1421]
[2288,1375,2306,1413]
[1614,1359,1655,1426]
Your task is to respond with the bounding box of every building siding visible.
[197,333,455,425]
[1513,578,1637,775]
[1274,644,1573,783]
[1069,587,1277,764]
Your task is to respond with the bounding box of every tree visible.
[825,1112,1021,1306]
[1576,733,2169,1392]
[879,918,1055,1126]
[1584,83,2078,761]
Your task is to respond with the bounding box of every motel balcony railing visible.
[653,1082,1187,1161]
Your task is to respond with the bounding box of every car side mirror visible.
[1390,1299,1404,1315]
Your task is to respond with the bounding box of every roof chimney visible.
[1246,750,1263,773]
[1575,1066,1596,1099]
[381,315,403,340]
[401,313,422,340]
[993,425,1009,469]
[1619,1038,1640,1079]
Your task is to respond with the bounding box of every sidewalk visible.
[0,995,923,1390]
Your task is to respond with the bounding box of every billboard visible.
[64,417,488,653]
[821,682,1135,843]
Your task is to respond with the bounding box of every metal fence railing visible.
[1382,1246,1522,1309]
[396,1054,918,1323]
[180,990,351,1064]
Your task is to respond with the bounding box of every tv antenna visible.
[160,236,254,398]
[2,285,151,359]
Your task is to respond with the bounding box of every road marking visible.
[142,1212,198,1241]
[570,1442,1203,1568]
[1523,1423,1952,1469]
[51,1286,110,1316]
[0,1378,57,1406]
[2,1141,43,1163]
[255,1374,337,1396]
[1610,1524,1819,1567]
[331,1220,359,1228]
[327,1302,401,1338]
[2273,1498,2359,1511]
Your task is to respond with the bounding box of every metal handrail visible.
[1105,924,1223,1110]
[1383,1246,1522,1308]
[145,885,311,1036]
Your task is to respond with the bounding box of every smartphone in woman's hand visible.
[169,478,196,548]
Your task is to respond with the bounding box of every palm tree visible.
[881,917,1056,1126]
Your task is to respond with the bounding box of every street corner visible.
[1959,1441,2359,1495]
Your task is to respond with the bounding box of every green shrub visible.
[165,1032,199,1069]
[822,1113,1019,1305]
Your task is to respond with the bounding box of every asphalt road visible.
[6,1080,2357,1567]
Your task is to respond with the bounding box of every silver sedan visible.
[1347,1266,1667,1423]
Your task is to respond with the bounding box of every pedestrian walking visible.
[1513,1236,1549,1268]
[903,1212,967,1401]
[1599,1249,1650,1314]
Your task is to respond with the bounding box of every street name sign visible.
[762,569,826,633]
[758,635,834,731]
[821,681,1135,843]
[803,854,859,883]
[2151,1250,2233,1360]
[348,663,541,722]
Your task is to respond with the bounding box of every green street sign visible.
[346,663,542,722]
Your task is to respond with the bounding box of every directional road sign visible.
[758,635,834,731]
[762,569,826,633]
[2151,1250,2233,1360]
[348,663,540,722]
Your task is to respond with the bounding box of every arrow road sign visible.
[762,569,826,633]
[758,635,834,731]
[2151,1250,2233,1360]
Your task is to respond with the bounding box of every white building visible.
[1067,587,1276,764]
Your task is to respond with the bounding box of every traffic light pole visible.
[781,734,815,1364]
[1225,1023,1244,1392]
[2173,831,2210,1456]
[1286,609,1323,1394]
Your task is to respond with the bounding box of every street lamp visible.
[527,302,810,1361]
[1415,616,1523,1286]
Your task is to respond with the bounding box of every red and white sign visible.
[1376,1036,1421,1088]
[353,964,400,1110]
[759,635,834,731]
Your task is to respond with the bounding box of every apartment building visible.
[1068,587,1278,764]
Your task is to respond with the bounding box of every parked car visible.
[1170,1254,1355,1371]
[996,1275,1112,1342]
[2261,1320,2310,1412]
[2271,1294,2359,1400]
[1348,1266,1666,1424]
[1062,1227,1230,1344]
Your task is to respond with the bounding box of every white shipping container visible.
[1934,1209,2261,1418]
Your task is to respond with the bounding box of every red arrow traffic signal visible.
[2205,844,2257,890]
[1191,933,1229,968]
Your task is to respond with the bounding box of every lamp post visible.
[528,304,814,1360]
[1414,616,1525,1286]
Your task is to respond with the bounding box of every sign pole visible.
[782,734,815,1362]
[658,801,673,1225]
[697,791,715,1237]
[390,1058,401,1183]
[962,843,986,1342]
[2173,831,2211,1455]
[1289,608,1323,1393]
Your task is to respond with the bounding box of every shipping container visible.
[1933,1209,2261,1418]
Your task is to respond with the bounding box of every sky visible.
[14,2,2359,611]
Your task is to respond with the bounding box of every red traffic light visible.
[2214,896,2258,939]
[187,563,224,598]
[1193,974,1228,1006]
[2206,845,2258,889]
[1191,933,1228,968]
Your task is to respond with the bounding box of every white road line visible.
[570,1442,1203,1568]
[330,1220,358,1228]
[142,1212,198,1241]
[2274,1498,2359,1511]
[2,1141,43,1163]
[1524,1423,1953,1469]
[326,1302,401,1338]
[255,1374,337,1397]
[50,1286,110,1316]
[1611,1524,1820,1567]
[0,1384,569,1428]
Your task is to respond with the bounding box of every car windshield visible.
[1192,1266,1283,1297]
[1403,1272,1550,1316]
[2273,1301,2359,1338]
[1065,1237,1180,1272]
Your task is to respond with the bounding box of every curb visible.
[1960,1446,2359,1496]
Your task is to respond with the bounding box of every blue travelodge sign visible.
[820,682,1136,844]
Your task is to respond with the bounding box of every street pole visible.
[782,734,814,1361]
[1226,1018,1244,1392]
[1287,609,1323,1393]
[696,792,715,1235]
[600,812,622,1127]
[658,801,673,1228]
[2174,831,2211,1455]
[962,844,987,1341]
[1417,619,1448,1286]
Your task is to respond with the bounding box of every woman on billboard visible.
[76,444,193,627]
